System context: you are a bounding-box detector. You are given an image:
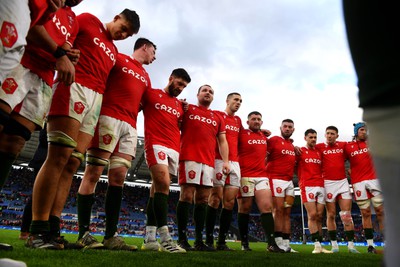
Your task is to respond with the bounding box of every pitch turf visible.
[0,229,383,267]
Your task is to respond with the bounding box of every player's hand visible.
[67,48,80,65]
[261,129,271,137]
[55,56,75,85]
[294,146,302,156]
[180,98,189,112]
[222,162,230,175]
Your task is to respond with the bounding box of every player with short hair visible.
[141,68,191,253]
[237,111,283,253]
[204,92,242,251]
[75,37,156,251]
[344,122,384,254]
[176,84,230,252]
[296,128,332,254]
[27,9,140,249]
[315,126,359,253]
[266,119,297,252]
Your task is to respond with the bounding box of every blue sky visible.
[73,0,362,146]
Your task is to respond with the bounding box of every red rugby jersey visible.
[315,141,347,181]
[344,140,377,184]
[74,13,117,93]
[266,136,296,181]
[100,54,150,128]
[21,6,78,86]
[214,111,242,162]
[238,129,267,177]
[179,104,225,167]
[142,88,183,152]
[296,147,324,188]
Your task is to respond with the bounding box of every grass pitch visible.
[0,229,383,267]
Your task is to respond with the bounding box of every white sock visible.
[145,226,157,242]
[314,241,321,249]
[158,225,171,243]
[348,241,355,249]
[367,239,374,247]
[331,240,338,248]
[283,239,290,248]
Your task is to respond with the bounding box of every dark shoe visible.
[178,240,194,251]
[26,234,63,250]
[367,245,377,254]
[267,244,285,253]
[103,236,138,251]
[194,241,216,252]
[216,243,234,251]
[52,236,83,250]
[241,243,252,251]
[0,243,13,251]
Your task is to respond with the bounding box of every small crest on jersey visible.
[74,102,85,114]
[158,151,166,160]
[276,187,282,194]
[188,170,196,179]
[327,193,333,199]
[308,192,315,199]
[1,78,18,94]
[0,21,18,48]
[242,186,249,193]
[356,190,361,197]
[102,134,112,145]
[216,172,223,180]
[159,94,163,98]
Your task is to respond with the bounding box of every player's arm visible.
[217,132,230,174]
[26,25,75,85]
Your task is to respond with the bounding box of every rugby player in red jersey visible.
[28,9,140,249]
[0,0,81,251]
[176,84,230,251]
[75,38,156,251]
[315,126,359,253]
[296,128,332,254]
[266,119,297,252]
[344,122,384,254]
[237,111,283,253]
[0,0,65,86]
[141,68,191,253]
[204,92,243,251]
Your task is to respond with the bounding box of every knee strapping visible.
[47,131,77,148]
[3,118,32,141]
[357,199,371,209]
[86,153,109,166]
[371,194,383,208]
[339,211,353,226]
[109,156,131,169]
[71,150,85,164]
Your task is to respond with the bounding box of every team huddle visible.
[0,0,384,255]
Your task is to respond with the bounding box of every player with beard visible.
[237,111,283,253]
[75,38,156,250]
[203,92,242,251]
[27,9,140,250]
[344,122,384,254]
[315,126,359,253]
[176,84,230,252]
[296,128,332,254]
[266,119,297,252]
[141,68,191,253]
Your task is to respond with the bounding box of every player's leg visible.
[237,196,252,251]
[325,201,338,251]
[338,197,359,253]
[216,186,239,250]
[282,183,296,252]
[205,185,223,247]
[304,201,321,253]
[75,147,110,249]
[273,196,285,248]
[28,116,79,249]
[194,185,215,251]
[103,153,137,251]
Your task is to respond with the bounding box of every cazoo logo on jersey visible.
[155,103,180,118]
[188,114,217,126]
[122,67,148,86]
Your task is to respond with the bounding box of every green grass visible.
[0,229,383,267]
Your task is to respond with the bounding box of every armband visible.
[53,46,67,58]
